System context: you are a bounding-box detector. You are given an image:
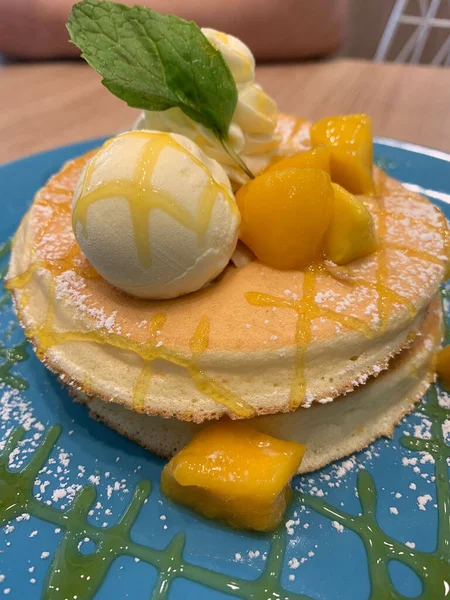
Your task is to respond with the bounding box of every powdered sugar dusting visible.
[55,271,122,335]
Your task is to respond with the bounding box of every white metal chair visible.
[374,0,450,65]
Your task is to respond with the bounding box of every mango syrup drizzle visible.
[381,192,450,268]
[246,171,449,409]
[73,131,239,269]
[133,315,212,414]
[132,312,166,413]
[371,173,413,333]
[20,279,254,418]
[20,277,254,417]
[189,316,211,355]
[246,264,373,409]
[6,153,253,419]
[376,176,449,325]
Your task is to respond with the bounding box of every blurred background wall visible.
[0,0,448,65]
[345,0,449,63]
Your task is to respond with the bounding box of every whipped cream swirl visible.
[134,28,280,186]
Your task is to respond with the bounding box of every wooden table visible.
[1,58,449,163]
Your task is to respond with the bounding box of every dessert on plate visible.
[6,0,449,530]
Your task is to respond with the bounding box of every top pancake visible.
[6,115,449,422]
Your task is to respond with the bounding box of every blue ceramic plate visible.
[0,138,449,600]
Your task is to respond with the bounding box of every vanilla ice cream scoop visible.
[135,28,279,186]
[72,131,240,299]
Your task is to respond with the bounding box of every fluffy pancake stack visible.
[7,115,448,473]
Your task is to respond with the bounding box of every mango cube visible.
[236,168,334,270]
[436,345,450,391]
[161,422,305,531]
[324,183,378,265]
[310,114,375,195]
[266,145,330,175]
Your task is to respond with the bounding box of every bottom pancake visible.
[75,298,442,474]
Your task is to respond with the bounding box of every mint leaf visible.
[67,0,238,141]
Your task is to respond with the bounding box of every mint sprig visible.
[67,0,254,178]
